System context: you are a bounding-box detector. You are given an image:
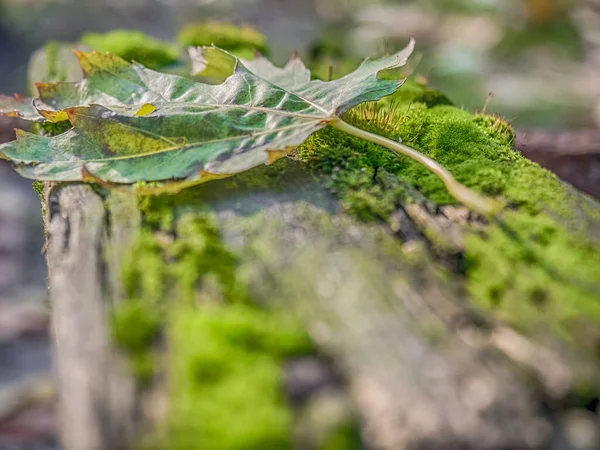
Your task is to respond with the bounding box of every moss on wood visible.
[177,22,268,60]
[166,304,312,450]
[112,212,319,448]
[294,79,600,366]
[80,30,179,70]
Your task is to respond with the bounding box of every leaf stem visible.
[330,118,502,217]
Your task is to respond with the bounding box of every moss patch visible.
[114,211,318,448]
[178,22,268,60]
[295,77,600,363]
[466,212,600,346]
[32,180,44,200]
[80,30,179,69]
[30,119,73,137]
[111,298,160,382]
[167,304,312,450]
[122,228,167,304]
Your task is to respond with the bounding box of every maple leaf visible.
[0,93,41,122]
[0,42,500,215]
[0,44,414,182]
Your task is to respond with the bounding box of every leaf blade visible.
[0,42,415,186]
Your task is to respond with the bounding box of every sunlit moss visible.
[178,22,268,59]
[80,30,179,69]
[166,304,312,450]
[296,77,600,366]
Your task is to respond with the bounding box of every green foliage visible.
[379,79,453,109]
[178,22,268,59]
[80,30,180,69]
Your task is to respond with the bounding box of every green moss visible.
[32,180,49,239]
[30,120,72,137]
[136,160,301,227]
[167,304,311,450]
[80,30,179,69]
[112,227,167,382]
[112,299,161,382]
[32,180,44,200]
[121,229,167,303]
[296,81,600,364]
[380,79,453,109]
[169,214,249,304]
[471,114,515,147]
[113,206,318,448]
[112,299,161,354]
[178,22,268,58]
[334,97,568,214]
[466,212,600,345]
[320,422,362,450]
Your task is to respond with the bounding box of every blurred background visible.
[0,0,599,448]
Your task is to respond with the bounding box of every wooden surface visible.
[43,160,600,450]
[46,185,141,450]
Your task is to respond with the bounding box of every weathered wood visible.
[46,185,141,450]
[43,158,600,450]
[192,161,577,449]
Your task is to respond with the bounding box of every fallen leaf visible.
[0,42,415,186]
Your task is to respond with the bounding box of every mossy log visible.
[38,81,600,450]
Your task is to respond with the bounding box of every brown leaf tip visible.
[81,165,93,181]
[266,149,287,165]
[72,50,90,75]
[64,107,78,122]
[14,128,27,138]
[81,165,113,188]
